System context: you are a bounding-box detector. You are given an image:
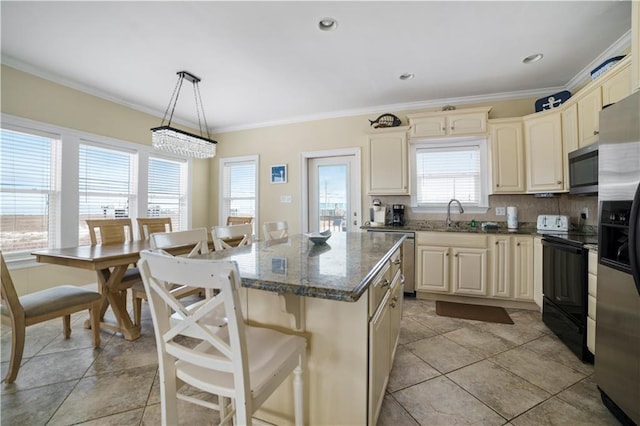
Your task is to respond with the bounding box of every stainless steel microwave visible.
[568,144,598,195]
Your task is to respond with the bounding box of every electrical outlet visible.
[496,207,506,216]
[581,207,589,219]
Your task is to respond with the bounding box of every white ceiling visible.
[0,1,633,133]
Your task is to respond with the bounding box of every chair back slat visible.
[0,252,24,320]
[226,216,253,226]
[211,224,253,251]
[86,218,134,245]
[137,217,173,240]
[263,221,288,241]
[149,228,210,256]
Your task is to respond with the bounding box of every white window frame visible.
[1,113,192,266]
[146,153,189,232]
[218,155,259,235]
[409,136,489,214]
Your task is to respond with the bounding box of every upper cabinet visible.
[367,126,410,195]
[407,106,492,138]
[577,86,602,148]
[561,103,579,190]
[488,118,525,194]
[523,110,564,192]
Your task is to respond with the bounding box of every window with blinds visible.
[78,142,136,244]
[220,156,258,226]
[0,128,60,256]
[412,138,488,209]
[148,156,187,231]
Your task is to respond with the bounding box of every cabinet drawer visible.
[389,248,402,280]
[369,263,391,318]
[588,273,597,297]
[588,294,597,320]
[587,317,596,355]
[588,251,598,275]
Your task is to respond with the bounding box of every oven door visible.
[542,238,587,323]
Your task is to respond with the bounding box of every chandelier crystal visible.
[151,71,217,159]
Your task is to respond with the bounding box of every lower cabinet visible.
[416,232,488,296]
[587,248,598,355]
[368,248,403,426]
[533,236,543,310]
[416,232,535,305]
[489,235,534,301]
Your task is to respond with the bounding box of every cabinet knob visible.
[392,259,401,265]
[381,279,390,288]
[390,301,397,308]
[450,126,455,130]
[496,184,500,187]
[441,127,446,132]
[517,242,521,246]
[454,253,459,257]
[594,130,599,135]
[495,241,499,245]
[557,181,562,184]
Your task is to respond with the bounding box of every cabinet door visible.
[416,246,449,292]
[491,236,511,298]
[577,87,602,147]
[368,129,408,195]
[561,103,579,191]
[524,112,564,192]
[368,292,391,426]
[513,236,534,300]
[533,236,543,310]
[489,120,525,193]
[389,272,403,364]
[449,112,487,136]
[634,1,640,92]
[602,65,632,106]
[452,248,487,296]
[412,116,447,138]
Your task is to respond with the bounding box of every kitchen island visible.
[204,232,405,426]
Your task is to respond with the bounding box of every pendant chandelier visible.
[151,71,217,159]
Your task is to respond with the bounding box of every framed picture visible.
[270,164,287,184]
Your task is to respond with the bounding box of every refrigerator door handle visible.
[629,182,640,294]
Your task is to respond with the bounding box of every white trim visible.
[217,154,260,232]
[300,148,361,234]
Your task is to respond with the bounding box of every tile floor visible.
[1,296,621,425]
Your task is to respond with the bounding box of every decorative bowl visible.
[305,230,332,245]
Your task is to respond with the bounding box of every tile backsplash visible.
[369,194,599,229]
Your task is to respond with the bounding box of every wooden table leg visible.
[84,266,141,341]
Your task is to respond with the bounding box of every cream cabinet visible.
[533,236,543,310]
[561,103,579,191]
[416,232,488,296]
[512,236,534,300]
[488,118,525,193]
[368,247,403,426]
[407,106,491,138]
[577,86,602,148]
[367,126,410,195]
[489,235,534,302]
[587,248,598,356]
[601,64,632,106]
[523,111,564,192]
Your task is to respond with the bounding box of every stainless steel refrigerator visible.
[596,90,640,425]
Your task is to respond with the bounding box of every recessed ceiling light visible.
[399,73,415,80]
[318,18,338,31]
[523,53,544,64]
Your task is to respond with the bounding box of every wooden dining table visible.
[32,241,195,340]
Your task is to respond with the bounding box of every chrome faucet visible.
[446,199,464,227]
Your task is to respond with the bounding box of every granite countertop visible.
[203,232,405,302]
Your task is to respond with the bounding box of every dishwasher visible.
[367,229,415,295]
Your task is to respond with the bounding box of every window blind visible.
[0,129,60,255]
[221,160,256,220]
[78,143,136,244]
[148,156,187,231]
[416,145,481,204]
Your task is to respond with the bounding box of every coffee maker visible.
[392,204,405,226]
[370,199,387,226]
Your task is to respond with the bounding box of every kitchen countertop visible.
[202,232,405,302]
[362,220,539,235]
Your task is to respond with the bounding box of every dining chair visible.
[131,227,210,327]
[0,251,101,384]
[138,250,306,426]
[136,217,173,240]
[262,220,288,241]
[211,223,254,251]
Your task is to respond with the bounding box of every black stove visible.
[538,231,598,248]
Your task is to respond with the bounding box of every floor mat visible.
[435,300,514,324]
